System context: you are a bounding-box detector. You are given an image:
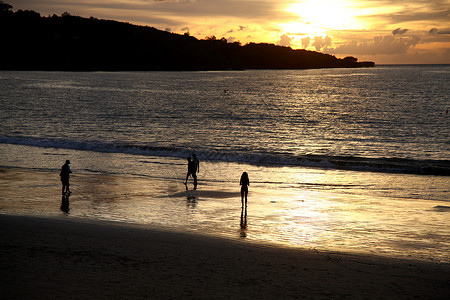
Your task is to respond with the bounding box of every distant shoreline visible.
[376,64,450,67]
[2,64,449,72]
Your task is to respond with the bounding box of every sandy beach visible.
[1,214,449,299]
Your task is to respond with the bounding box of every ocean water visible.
[0,67,449,262]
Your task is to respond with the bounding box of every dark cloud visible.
[224,25,248,36]
[377,8,449,24]
[388,10,450,24]
[429,27,450,35]
[7,0,287,41]
[226,25,247,34]
[392,28,408,35]
[9,0,281,20]
[360,0,450,25]
[429,27,439,34]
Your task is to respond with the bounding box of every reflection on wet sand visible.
[60,192,70,214]
[185,184,198,208]
[1,165,448,263]
[240,206,247,238]
[186,193,197,208]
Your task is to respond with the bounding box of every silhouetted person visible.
[240,172,249,207]
[192,153,199,183]
[184,154,199,189]
[184,157,197,189]
[60,160,72,195]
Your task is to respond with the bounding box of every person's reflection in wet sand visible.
[185,184,198,208]
[60,193,70,214]
[186,194,197,208]
[240,205,247,238]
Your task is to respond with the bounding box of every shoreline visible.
[1,214,449,299]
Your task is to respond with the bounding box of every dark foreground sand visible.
[1,214,449,299]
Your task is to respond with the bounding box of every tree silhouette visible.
[0,2,374,71]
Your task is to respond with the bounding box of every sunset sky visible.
[7,0,450,64]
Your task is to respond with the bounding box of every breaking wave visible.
[1,135,449,176]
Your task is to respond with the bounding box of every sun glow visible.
[286,0,359,31]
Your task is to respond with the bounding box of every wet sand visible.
[1,167,449,298]
[1,214,449,299]
[1,166,449,264]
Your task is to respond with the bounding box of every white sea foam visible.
[1,134,448,176]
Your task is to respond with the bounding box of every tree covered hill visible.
[0,2,375,71]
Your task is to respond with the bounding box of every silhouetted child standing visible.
[240,172,249,207]
[60,160,72,195]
